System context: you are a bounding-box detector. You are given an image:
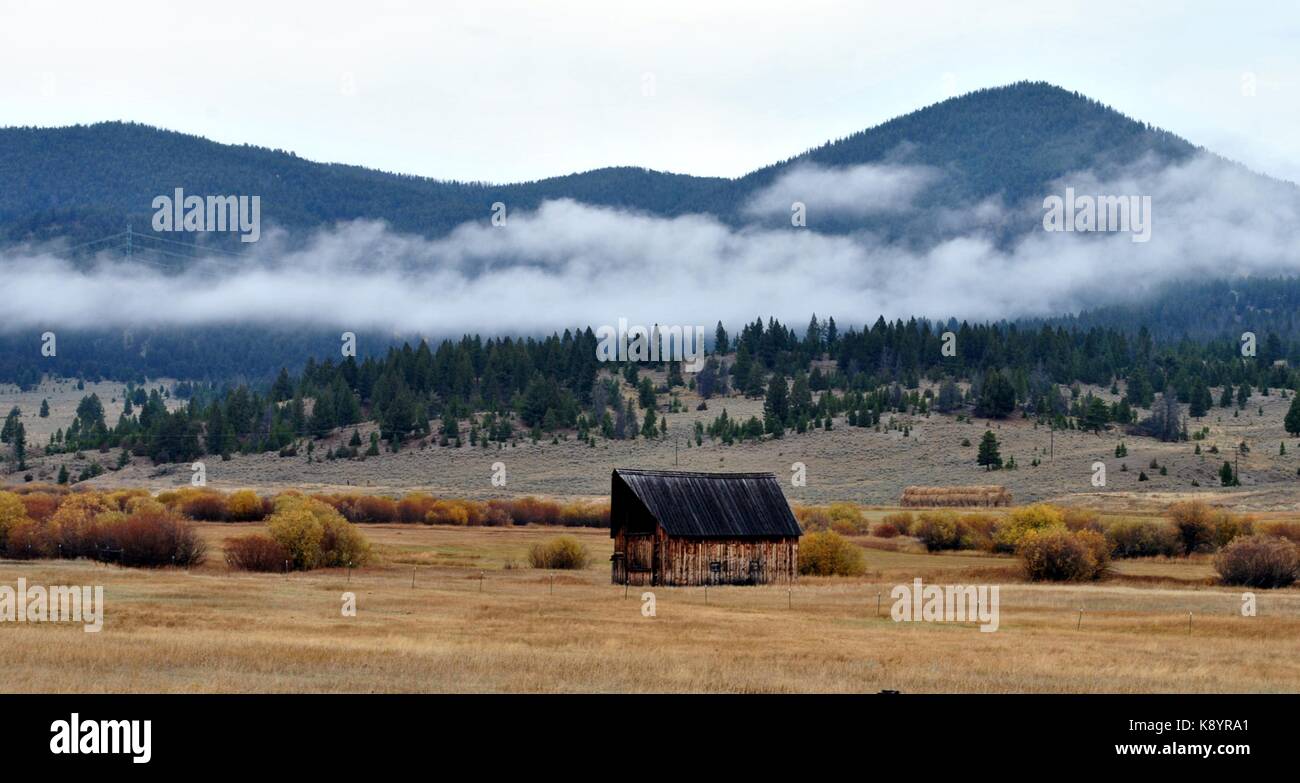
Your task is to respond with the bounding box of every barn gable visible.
[611,469,802,539]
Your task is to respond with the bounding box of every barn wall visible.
[612,527,798,586]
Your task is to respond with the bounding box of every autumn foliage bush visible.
[880,511,914,536]
[1017,528,1111,582]
[226,489,270,522]
[1213,535,1299,588]
[798,530,867,576]
[1256,521,1300,545]
[1105,519,1180,558]
[225,534,289,572]
[914,511,962,551]
[265,496,371,570]
[0,490,204,567]
[1166,501,1217,555]
[527,535,591,569]
[993,504,1066,553]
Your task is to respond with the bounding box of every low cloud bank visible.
[2,153,1298,335]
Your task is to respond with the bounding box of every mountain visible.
[0,81,1202,254]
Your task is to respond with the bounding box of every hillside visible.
[0,81,1201,251]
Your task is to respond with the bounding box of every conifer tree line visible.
[22,313,1300,467]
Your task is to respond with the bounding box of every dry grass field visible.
[3,522,1297,693]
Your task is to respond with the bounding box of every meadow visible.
[3,520,1298,693]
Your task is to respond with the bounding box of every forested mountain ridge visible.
[0,81,1204,251]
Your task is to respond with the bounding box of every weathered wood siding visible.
[611,526,798,586]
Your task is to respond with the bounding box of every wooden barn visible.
[609,469,801,586]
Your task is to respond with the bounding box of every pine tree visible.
[641,408,658,439]
[39,399,49,418]
[976,371,1016,418]
[714,322,729,355]
[1188,380,1210,418]
[1285,394,1300,436]
[977,430,1002,470]
[764,374,790,433]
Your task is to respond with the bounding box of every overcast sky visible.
[2,0,1298,184]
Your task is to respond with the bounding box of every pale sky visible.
[2,0,1298,184]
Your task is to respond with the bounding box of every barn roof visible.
[612,469,802,539]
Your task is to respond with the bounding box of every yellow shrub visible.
[798,531,866,576]
[881,511,914,535]
[0,491,32,549]
[994,504,1066,553]
[527,535,590,569]
[425,500,471,526]
[266,506,325,570]
[319,514,372,567]
[226,489,267,522]
[1062,507,1101,532]
[267,495,369,570]
[826,503,869,534]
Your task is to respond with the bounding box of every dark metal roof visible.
[612,469,802,539]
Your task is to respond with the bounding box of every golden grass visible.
[2,523,1297,693]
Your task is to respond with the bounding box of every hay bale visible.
[900,485,1012,508]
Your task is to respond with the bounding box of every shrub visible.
[957,513,998,551]
[319,514,372,568]
[795,507,832,532]
[558,501,610,528]
[826,503,869,534]
[1062,507,1101,532]
[880,511,914,535]
[1105,519,1180,558]
[175,489,229,521]
[425,499,472,526]
[105,488,152,511]
[527,535,590,569]
[4,519,50,558]
[1017,528,1109,581]
[226,489,268,522]
[18,492,60,522]
[481,501,515,527]
[873,522,900,538]
[266,505,326,570]
[106,506,208,568]
[1256,521,1300,545]
[798,530,867,576]
[350,494,399,523]
[225,534,290,572]
[1166,501,1217,555]
[265,496,370,570]
[1213,535,1298,588]
[1212,513,1254,549]
[914,511,962,551]
[993,504,1066,553]
[397,492,439,523]
[0,491,31,551]
[47,492,115,558]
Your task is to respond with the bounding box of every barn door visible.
[625,534,653,585]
